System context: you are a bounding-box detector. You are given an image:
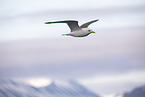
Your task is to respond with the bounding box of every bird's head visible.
[87,28,95,34]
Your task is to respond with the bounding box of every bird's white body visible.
[63,28,93,37]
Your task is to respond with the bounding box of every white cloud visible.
[24,78,52,87]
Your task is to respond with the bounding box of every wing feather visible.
[80,19,99,28]
[45,20,81,32]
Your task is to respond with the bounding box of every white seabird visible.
[45,19,99,37]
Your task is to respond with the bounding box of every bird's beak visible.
[91,31,95,33]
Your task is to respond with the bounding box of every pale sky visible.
[0,0,145,41]
[0,0,145,15]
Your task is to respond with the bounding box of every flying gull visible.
[45,19,99,37]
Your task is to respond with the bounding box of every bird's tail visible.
[62,34,70,36]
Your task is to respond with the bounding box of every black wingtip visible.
[45,22,51,24]
[91,19,99,23]
[95,19,99,21]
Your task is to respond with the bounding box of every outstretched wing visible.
[80,19,99,28]
[45,20,81,32]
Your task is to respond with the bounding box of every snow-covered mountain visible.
[0,79,100,97]
[123,85,145,97]
[115,85,145,97]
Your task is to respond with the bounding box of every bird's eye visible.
[88,30,91,32]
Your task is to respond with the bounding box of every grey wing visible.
[80,19,99,28]
[45,20,81,32]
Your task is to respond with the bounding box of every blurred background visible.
[0,0,145,97]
